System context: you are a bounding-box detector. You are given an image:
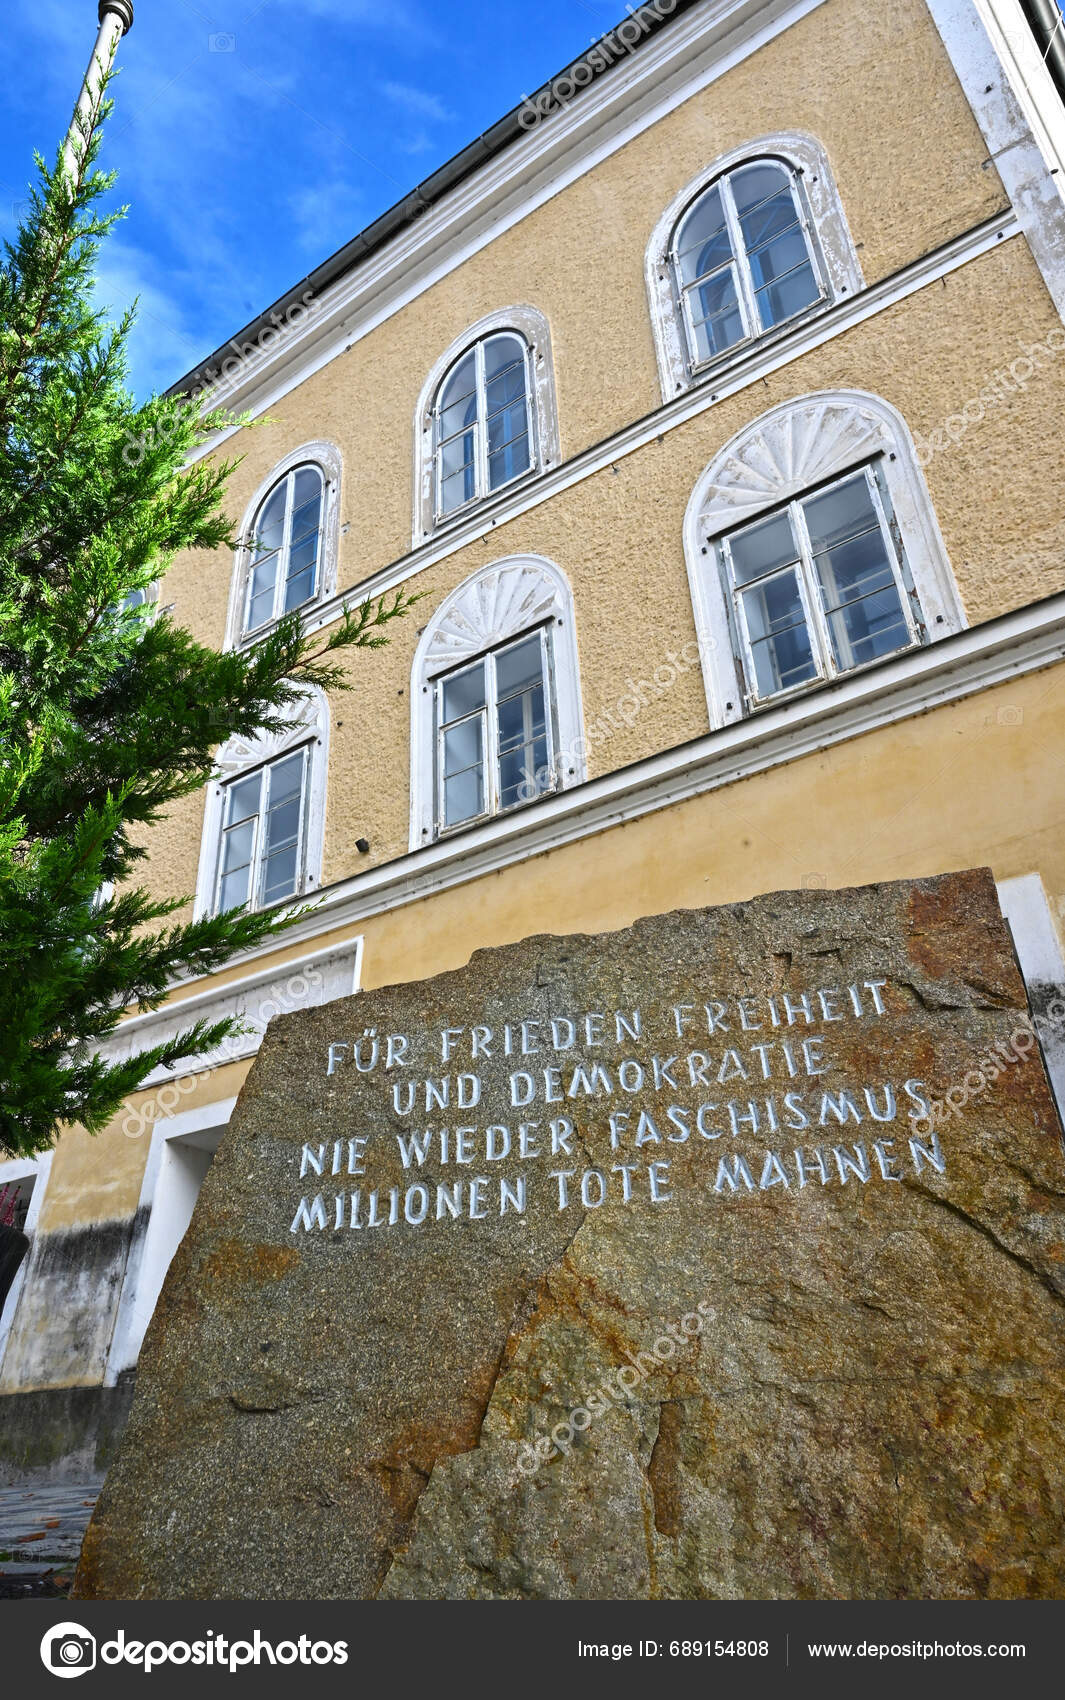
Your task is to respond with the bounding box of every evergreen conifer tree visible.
[0,55,414,1159]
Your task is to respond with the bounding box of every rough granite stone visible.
[75,870,1065,1599]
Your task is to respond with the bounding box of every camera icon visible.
[801,872,827,890]
[40,1623,97,1679]
[209,31,236,51]
[997,705,1023,726]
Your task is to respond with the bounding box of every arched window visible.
[682,392,966,728]
[226,442,342,648]
[646,134,863,398]
[244,464,323,633]
[674,160,820,367]
[413,307,559,542]
[434,333,532,519]
[194,688,329,918]
[409,556,585,847]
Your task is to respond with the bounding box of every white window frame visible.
[434,624,558,836]
[720,461,922,710]
[646,133,864,401]
[433,334,536,523]
[413,307,560,544]
[215,743,311,915]
[672,160,825,375]
[410,555,585,849]
[225,441,342,651]
[0,1152,52,1391]
[241,464,325,636]
[194,686,330,921]
[683,390,967,730]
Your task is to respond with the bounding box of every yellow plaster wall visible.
[157,0,1006,661]
[140,233,1065,910]
[352,661,1065,989]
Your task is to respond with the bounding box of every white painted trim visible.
[100,937,363,1089]
[274,212,1018,649]
[193,685,330,921]
[409,555,586,849]
[927,0,1065,323]
[411,306,560,547]
[0,1151,53,1384]
[645,130,864,400]
[103,1098,239,1386]
[177,0,834,463]
[224,441,343,652]
[996,872,1065,1127]
[683,389,967,728]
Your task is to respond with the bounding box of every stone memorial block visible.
[76,869,1065,1599]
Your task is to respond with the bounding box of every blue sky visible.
[0,0,628,398]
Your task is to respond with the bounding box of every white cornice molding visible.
[180,0,828,464]
[274,211,1018,641]
[928,0,1065,324]
[111,592,1065,1043]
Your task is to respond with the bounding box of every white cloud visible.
[288,179,364,253]
[382,80,455,123]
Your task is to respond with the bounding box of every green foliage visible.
[0,64,417,1158]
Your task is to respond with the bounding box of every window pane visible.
[676,186,732,285]
[497,687,547,753]
[825,585,911,671]
[728,512,800,586]
[265,795,301,852]
[688,268,744,362]
[292,466,321,511]
[746,225,808,293]
[755,262,819,329]
[496,633,543,697]
[488,430,530,490]
[247,554,278,629]
[441,662,486,723]
[440,467,476,514]
[740,189,800,255]
[222,817,255,873]
[748,624,818,697]
[803,476,877,554]
[805,477,897,607]
[438,353,478,440]
[289,493,320,548]
[283,568,316,612]
[219,866,251,911]
[440,432,476,480]
[443,716,483,776]
[253,485,287,559]
[444,766,484,827]
[268,752,304,807]
[739,568,808,644]
[261,844,299,904]
[730,160,790,215]
[225,771,262,825]
[485,335,525,379]
[499,736,549,810]
[486,399,528,455]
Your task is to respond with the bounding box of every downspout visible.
[1020,0,1065,103]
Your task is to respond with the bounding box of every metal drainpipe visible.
[1020,0,1065,103]
[62,2,134,179]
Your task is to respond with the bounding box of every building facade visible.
[3,0,1065,1480]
